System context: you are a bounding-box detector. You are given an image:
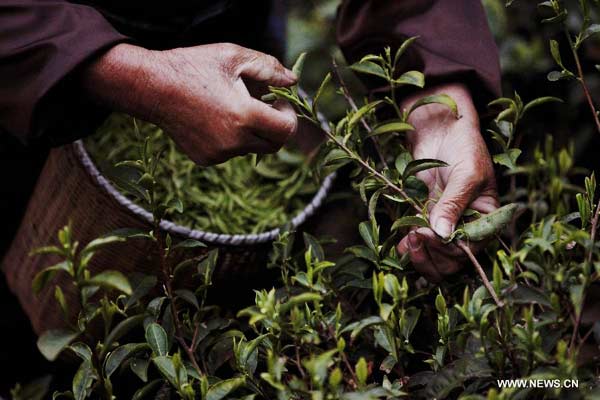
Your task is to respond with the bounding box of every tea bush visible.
[12,1,600,399]
[85,115,319,234]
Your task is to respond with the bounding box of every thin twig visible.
[457,241,504,307]
[565,31,600,136]
[295,344,306,379]
[320,125,421,213]
[562,28,600,355]
[157,231,204,377]
[332,59,389,169]
[569,200,600,352]
[327,325,358,388]
[301,85,502,306]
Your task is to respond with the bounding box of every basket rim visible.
[73,130,336,246]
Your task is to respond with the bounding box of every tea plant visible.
[85,114,318,234]
[16,6,600,398]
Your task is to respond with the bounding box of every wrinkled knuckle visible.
[221,44,246,72]
[221,42,241,56]
[440,200,463,219]
[264,54,281,70]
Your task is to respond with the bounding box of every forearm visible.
[81,43,163,123]
[0,0,127,145]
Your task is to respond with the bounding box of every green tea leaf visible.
[145,323,169,357]
[72,361,96,400]
[359,221,378,252]
[152,356,177,386]
[102,314,145,359]
[37,330,79,361]
[303,349,337,386]
[394,70,425,88]
[549,39,564,68]
[312,72,332,114]
[493,149,521,170]
[84,270,132,295]
[125,276,158,310]
[341,316,385,339]
[368,121,414,137]
[69,342,92,363]
[174,289,200,310]
[81,236,126,258]
[393,36,419,67]
[105,343,149,378]
[130,357,150,383]
[349,61,388,80]
[348,100,383,130]
[30,245,65,257]
[292,52,307,80]
[355,357,368,386]
[391,216,429,231]
[522,96,563,115]
[409,94,458,117]
[206,376,246,400]
[403,159,448,178]
[173,239,207,249]
[32,261,72,294]
[394,152,413,176]
[132,379,162,400]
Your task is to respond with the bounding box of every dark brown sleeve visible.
[336,0,501,109]
[0,1,128,146]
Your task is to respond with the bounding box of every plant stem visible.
[563,30,600,353]
[331,59,389,169]
[300,86,502,306]
[569,200,600,352]
[457,241,504,307]
[327,325,358,388]
[320,125,421,213]
[565,30,600,136]
[156,231,204,378]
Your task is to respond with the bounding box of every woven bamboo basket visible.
[2,122,335,334]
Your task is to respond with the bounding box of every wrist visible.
[81,43,162,122]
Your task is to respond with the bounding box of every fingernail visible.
[433,217,454,239]
[407,232,422,251]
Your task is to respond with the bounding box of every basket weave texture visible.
[2,142,334,334]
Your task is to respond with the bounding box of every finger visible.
[202,134,276,165]
[425,245,464,276]
[429,165,482,239]
[418,227,490,278]
[411,228,463,276]
[399,231,442,282]
[413,227,463,258]
[470,194,499,214]
[245,99,298,147]
[236,49,297,87]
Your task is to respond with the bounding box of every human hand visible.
[83,43,298,165]
[396,83,499,282]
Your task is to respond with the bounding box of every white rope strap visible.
[75,89,335,245]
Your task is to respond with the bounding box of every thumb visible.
[429,170,480,239]
[237,49,297,87]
